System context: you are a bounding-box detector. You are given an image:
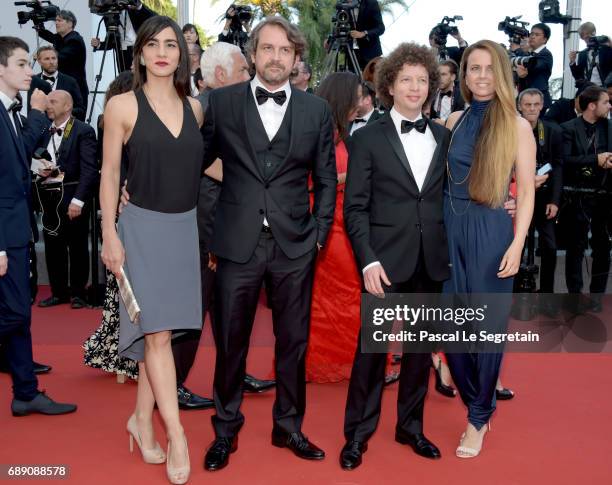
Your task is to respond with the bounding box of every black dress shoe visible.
[433,361,456,398]
[243,374,276,393]
[38,296,69,308]
[33,361,52,374]
[70,296,87,309]
[177,386,214,410]
[496,388,515,400]
[271,430,325,460]
[11,392,77,417]
[340,440,368,470]
[204,436,238,471]
[395,431,441,459]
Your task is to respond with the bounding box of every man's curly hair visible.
[375,42,439,110]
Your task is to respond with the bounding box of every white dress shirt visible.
[350,108,375,135]
[250,75,292,141]
[434,88,453,121]
[121,11,137,49]
[46,117,84,208]
[41,70,58,90]
[362,108,437,275]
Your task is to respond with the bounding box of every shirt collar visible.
[533,45,546,54]
[42,71,58,79]
[250,75,292,103]
[0,90,15,111]
[52,116,70,131]
[390,107,424,133]
[361,108,375,122]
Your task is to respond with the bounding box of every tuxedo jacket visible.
[570,45,612,85]
[355,0,385,62]
[201,81,337,263]
[536,120,564,206]
[441,45,466,66]
[517,47,553,107]
[344,113,451,283]
[36,119,98,209]
[543,97,577,127]
[37,29,88,101]
[348,109,383,134]
[27,73,85,121]
[561,117,612,189]
[430,86,466,120]
[0,106,49,252]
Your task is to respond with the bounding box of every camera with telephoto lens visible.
[498,15,530,46]
[431,16,463,47]
[226,4,253,31]
[15,1,59,26]
[89,0,139,15]
[587,35,610,51]
[331,0,359,41]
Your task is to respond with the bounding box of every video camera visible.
[431,16,463,47]
[498,15,530,45]
[89,0,139,15]
[226,4,253,31]
[538,0,570,25]
[587,35,610,51]
[15,1,59,26]
[331,0,359,41]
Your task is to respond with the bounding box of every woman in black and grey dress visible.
[100,16,205,485]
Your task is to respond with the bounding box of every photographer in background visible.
[569,22,612,87]
[513,23,553,110]
[219,4,252,53]
[91,1,157,73]
[428,25,467,64]
[349,0,385,70]
[35,10,88,113]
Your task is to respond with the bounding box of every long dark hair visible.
[182,23,202,48]
[315,72,361,142]
[132,16,191,99]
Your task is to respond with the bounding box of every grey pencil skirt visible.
[117,202,202,361]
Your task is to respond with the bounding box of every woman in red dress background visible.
[306,73,363,383]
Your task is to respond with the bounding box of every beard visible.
[259,61,289,86]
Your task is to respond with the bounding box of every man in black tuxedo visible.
[341,43,450,470]
[201,17,336,470]
[34,91,97,310]
[36,10,88,113]
[349,80,382,135]
[569,22,612,87]
[430,59,466,122]
[543,81,595,126]
[27,46,84,121]
[561,85,612,312]
[91,0,156,72]
[0,36,76,417]
[351,0,385,70]
[514,23,554,110]
[518,89,563,307]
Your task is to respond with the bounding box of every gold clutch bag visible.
[117,267,141,324]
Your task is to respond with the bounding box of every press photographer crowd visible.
[0,0,611,483]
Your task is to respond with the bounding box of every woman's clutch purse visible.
[117,267,141,324]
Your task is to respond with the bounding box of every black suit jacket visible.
[96,4,157,50]
[570,45,612,85]
[37,119,98,209]
[441,45,466,65]
[561,117,612,189]
[344,113,451,283]
[517,47,553,108]
[27,73,85,121]
[543,97,577,126]
[430,86,466,120]
[348,108,383,134]
[536,120,564,206]
[355,0,385,65]
[201,82,337,263]
[37,29,88,101]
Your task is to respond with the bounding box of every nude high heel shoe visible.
[456,422,491,458]
[166,435,190,485]
[127,415,166,464]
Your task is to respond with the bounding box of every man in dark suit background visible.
[569,22,612,87]
[0,36,76,417]
[514,23,554,110]
[341,43,450,470]
[430,59,466,122]
[34,91,98,310]
[36,10,88,113]
[429,27,468,65]
[561,85,612,312]
[543,80,594,126]
[27,45,84,121]
[351,0,385,70]
[289,61,312,92]
[349,80,382,135]
[201,17,336,471]
[91,0,156,72]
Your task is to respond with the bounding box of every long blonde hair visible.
[459,40,518,208]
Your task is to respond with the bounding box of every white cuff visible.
[362,261,381,274]
[71,198,84,208]
[0,251,6,257]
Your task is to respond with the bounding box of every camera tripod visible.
[87,13,128,124]
[322,35,363,80]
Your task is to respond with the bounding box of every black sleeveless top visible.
[125,89,204,213]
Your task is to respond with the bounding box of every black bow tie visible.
[42,74,56,83]
[354,118,367,124]
[401,118,427,134]
[50,126,63,136]
[8,98,22,113]
[440,90,453,98]
[255,86,287,106]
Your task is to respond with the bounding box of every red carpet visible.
[1,286,611,484]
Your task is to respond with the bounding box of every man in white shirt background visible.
[349,80,382,136]
[430,59,465,123]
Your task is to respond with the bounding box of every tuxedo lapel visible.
[380,114,418,188]
[236,84,264,181]
[0,105,27,168]
[420,119,444,191]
